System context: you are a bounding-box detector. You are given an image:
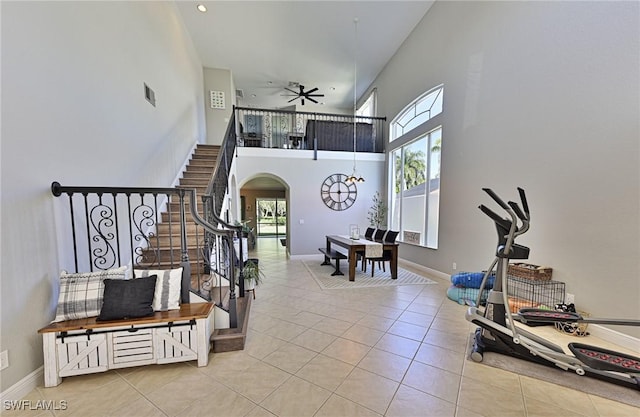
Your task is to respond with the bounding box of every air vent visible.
[144,83,156,107]
[235,89,244,98]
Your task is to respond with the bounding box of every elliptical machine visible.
[466,187,640,390]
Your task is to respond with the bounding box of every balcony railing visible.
[236,106,386,153]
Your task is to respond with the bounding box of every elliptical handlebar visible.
[517,187,529,216]
[508,201,527,222]
[481,187,530,235]
[482,188,511,211]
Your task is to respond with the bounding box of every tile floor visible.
[11,238,639,416]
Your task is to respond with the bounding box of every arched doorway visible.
[239,174,289,251]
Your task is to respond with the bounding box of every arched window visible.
[389,85,443,249]
[390,85,442,142]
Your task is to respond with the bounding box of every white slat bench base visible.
[38,303,214,387]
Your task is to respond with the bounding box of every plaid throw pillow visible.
[53,266,128,322]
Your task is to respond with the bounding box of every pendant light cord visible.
[353,17,358,172]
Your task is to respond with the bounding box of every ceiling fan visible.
[283,84,324,105]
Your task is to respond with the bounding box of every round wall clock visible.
[320,173,357,211]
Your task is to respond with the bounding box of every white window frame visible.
[389,85,444,249]
[357,89,376,118]
[390,85,443,142]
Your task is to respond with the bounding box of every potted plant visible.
[242,258,264,293]
[367,191,388,228]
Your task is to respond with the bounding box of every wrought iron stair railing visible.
[201,110,246,311]
[50,181,242,328]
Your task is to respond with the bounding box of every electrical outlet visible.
[452,262,457,270]
[0,350,8,371]
[565,293,575,304]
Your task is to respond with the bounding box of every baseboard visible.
[398,258,450,282]
[0,366,42,403]
[396,259,640,352]
[587,324,640,355]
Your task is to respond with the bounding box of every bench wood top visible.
[38,302,214,334]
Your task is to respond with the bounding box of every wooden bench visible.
[38,302,214,387]
[319,247,348,276]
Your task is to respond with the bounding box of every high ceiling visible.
[176,1,434,111]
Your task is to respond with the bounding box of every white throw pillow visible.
[134,267,183,311]
[53,266,128,322]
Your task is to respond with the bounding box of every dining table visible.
[325,235,399,281]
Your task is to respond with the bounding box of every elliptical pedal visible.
[568,343,640,373]
[519,308,582,324]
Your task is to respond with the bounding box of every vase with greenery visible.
[242,259,264,291]
[367,191,388,229]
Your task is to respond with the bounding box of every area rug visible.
[466,333,640,407]
[303,260,437,290]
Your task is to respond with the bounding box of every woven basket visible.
[508,263,552,281]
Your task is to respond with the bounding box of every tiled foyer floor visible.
[12,238,638,416]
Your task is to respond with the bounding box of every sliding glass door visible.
[256,198,287,237]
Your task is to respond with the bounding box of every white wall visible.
[373,1,639,337]
[0,1,204,391]
[235,149,385,256]
[203,67,235,145]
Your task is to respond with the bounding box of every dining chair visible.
[356,227,376,271]
[368,230,399,276]
[361,229,386,273]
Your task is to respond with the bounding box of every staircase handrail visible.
[200,108,246,300]
[51,181,241,328]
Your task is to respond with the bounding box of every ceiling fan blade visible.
[305,87,319,95]
[284,87,299,95]
[307,93,324,97]
[288,96,300,103]
[307,97,319,104]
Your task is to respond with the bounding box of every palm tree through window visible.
[389,86,443,249]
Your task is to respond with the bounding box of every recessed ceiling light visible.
[251,94,256,98]
[196,4,207,13]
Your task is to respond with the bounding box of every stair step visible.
[156,222,202,234]
[187,159,216,167]
[162,211,208,223]
[182,171,213,179]
[136,259,204,272]
[211,295,252,353]
[138,248,203,264]
[179,178,210,186]
[191,152,218,159]
[151,235,203,246]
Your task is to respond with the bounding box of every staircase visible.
[140,143,252,352]
[140,145,218,289]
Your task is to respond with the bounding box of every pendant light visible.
[346,17,365,183]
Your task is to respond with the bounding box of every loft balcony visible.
[235,107,386,153]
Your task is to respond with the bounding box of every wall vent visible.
[144,83,156,107]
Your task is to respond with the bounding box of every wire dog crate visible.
[507,275,565,313]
